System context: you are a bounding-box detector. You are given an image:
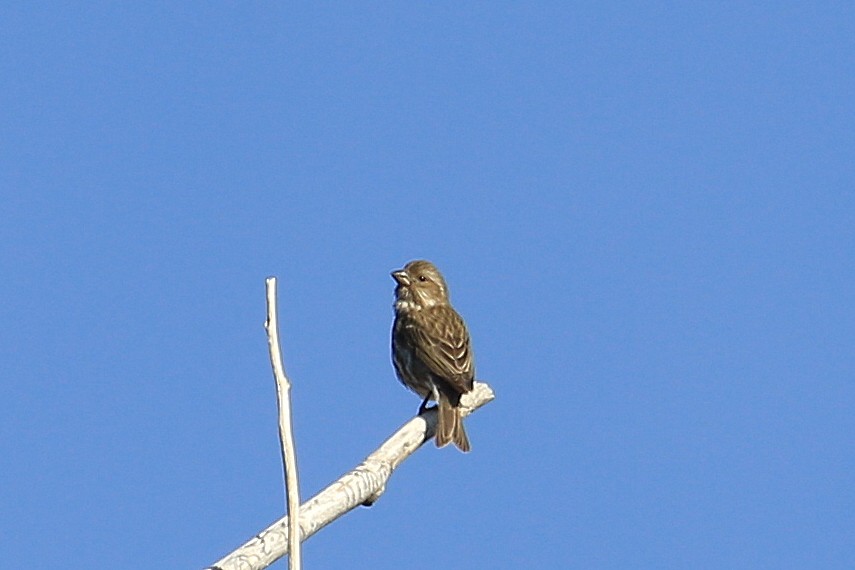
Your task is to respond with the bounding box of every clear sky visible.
[2,3,854,569]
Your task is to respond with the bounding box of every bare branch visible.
[206,381,495,570]
[263,277,301,570]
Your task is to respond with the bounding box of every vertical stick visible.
[264,277,302,570]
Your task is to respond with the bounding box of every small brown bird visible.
[391,260,475,452]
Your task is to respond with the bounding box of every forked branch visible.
[206,381,495,570]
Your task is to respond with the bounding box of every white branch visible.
[263,277,301,570]
[206,381,495,570]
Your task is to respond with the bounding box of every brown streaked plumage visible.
[391,260,475,452]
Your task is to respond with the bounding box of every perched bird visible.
[391,260,475,452]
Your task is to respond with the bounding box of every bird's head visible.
[391,260,450,310]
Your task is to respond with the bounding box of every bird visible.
[390,260,475,452]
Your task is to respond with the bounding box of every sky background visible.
[2,3,854,569]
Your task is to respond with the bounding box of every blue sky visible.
[2,3,854,568]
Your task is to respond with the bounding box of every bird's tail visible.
[436,394,471,452]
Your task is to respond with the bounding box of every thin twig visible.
[264,277,301,570]
[206,381,495,570]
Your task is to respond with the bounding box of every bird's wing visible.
[411,306,475,395]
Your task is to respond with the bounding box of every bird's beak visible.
[391,270,410,286]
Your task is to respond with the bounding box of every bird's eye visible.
[418,275,428,282]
